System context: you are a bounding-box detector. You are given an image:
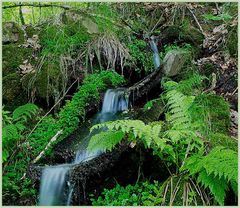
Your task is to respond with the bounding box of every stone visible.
[63,11,98,34]
[82,17,98,34]
[162,50,189,77]
[2,22,24,44]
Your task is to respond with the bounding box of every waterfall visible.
[149,36,161,70]
[39,88,128,206]
[101,89,128,114]
[39,165,70,205]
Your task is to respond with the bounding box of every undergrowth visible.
[2,71,125,205]
[88,73,237,206]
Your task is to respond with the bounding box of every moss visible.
[202,62,217,77]
[162,25,204,49]
[24,25,40,38]
[194,94,230,134]
[2,44,33,76]
[2,73,28,110]
[181,26,204,47]
[226,26,237,58]
[21,60,62,99]
[208,133,237,152]
[2,22,24,44]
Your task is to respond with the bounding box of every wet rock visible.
[162,50,190,77]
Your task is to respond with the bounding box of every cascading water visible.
[39,165,70,205]
[39,88,129,206]
[149,36,161,70]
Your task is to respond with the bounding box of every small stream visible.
[39,39,161,205]
[39,89,129,205]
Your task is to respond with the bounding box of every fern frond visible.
[2,124,20,142]
[87,130,125,152]
[202,146,237,182]
[197,170,228,205]
[89,120,164,151]
[12,103,39,123]
[183,146,238,205]
[165,90,194,130]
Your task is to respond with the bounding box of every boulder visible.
[2,73,28,110]
[63,11,98,34]
[162,50,190,77]
[2,22,24,44]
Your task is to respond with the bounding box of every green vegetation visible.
[91,181,162,206]
[2,103,40,204]
[127,36,153,73]
[88,74,237,205]
[29,71,125,158]
[2,2,237,206]
[2,71,125,205]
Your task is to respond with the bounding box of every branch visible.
[27,78,79,139]
[187,6,206,37]
[3,3,71,10]
[32,130,63,164]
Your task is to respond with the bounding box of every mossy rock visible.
[2,44,33,76]
[21,60,62,99]
[162,49,192,77]
[208,133,237,152]
[63,10,98,34]
[24,25,40,38]
[140,98,165,123]
[226,25,237,58]
[162,25,204,47]
[2,22,24,44]
[2,73,28,110]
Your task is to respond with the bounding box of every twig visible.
[27,78,79,138]
[32,130,63,164]
[151,13,164,33]
[231,87,238,96]
[3,3,71,10]
[204,73,217,93]
[187,6,206,37]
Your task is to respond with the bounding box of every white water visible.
[39,88,129,206]
[101,89,128,114]
[149,36,161,70]
[39,165,70,205]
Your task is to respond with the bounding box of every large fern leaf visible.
[89,120,164,151]
[197,170,228,205]
[12,103,39,122]
[87,130,125,152]
[183,146,238,205]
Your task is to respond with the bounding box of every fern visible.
[2,103,39,162]
[87,130,124,152]
[88,120,165,152]
[165,89,194,130]
[163,73,206,95]
[183,146,238,205]
[12,103,39,123]
[197,170,228,205]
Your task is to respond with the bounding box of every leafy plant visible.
[126,36,154,72]
[88,74,235,205]
[203,14,232,22]
[182,146,238,205]
[2,103,39,205]
[91,181,163,206]
[88,120,165,152]
[29,70,125,158]
[2,103,39,162]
